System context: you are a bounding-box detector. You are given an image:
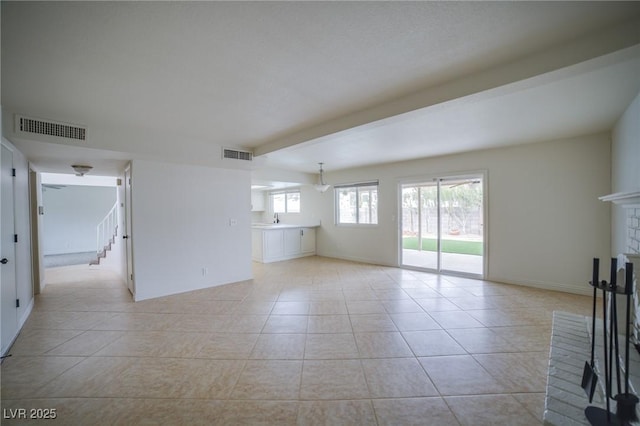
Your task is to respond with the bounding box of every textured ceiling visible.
[2,2,640,175]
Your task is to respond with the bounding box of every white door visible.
[124,166,134,296]
[1,144,18,354]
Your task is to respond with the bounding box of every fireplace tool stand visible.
[585,258,638,426]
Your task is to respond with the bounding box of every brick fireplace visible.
[543,190,640,425]
[600,191,640,345]
[628,206,640,343]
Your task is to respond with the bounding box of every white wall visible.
[611,91,640,255]
[313,134,611,294]
[131,159,252,301]
[42,185,117,255]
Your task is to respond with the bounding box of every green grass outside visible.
[403,237,483,256]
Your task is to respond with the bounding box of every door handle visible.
[0,258,8,264]
[123,235,129,239]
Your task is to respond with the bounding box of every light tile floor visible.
[1,257,593,425]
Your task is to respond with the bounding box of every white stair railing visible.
[96,202,118,256]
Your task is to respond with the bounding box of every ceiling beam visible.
[254,17,640,158]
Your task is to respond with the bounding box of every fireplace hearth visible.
[544,191,640,425]
[545,311,640,425]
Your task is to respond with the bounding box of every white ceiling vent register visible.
[222,148,253,161]
[15,115,87,142]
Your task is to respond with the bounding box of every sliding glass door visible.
[401,175,484,276]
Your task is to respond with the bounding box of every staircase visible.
[90,203,118,265]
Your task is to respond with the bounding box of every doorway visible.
[400,174,485,277]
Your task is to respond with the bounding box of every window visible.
[270,190,300,213]
[335,181,378,225]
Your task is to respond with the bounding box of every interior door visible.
[124,166,134,296]
[1,144,18,354]
[401,174,484,277]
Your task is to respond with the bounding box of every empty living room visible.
[2,2,640,425]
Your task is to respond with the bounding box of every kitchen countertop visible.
[252,223,320,230]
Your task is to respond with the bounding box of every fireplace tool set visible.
[582,258,638,425]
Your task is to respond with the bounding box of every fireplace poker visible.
[583,258,600,402]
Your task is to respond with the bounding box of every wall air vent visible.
[223,148,253,161]
[15,115,87,142]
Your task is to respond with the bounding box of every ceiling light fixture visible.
[71,164,93,176]
[314,162,330,193]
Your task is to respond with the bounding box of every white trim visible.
[18,297,34,331]
[402,263,484,280]
[1,297,34,357]
[334,223,379,228]
[268,188,302,195]
[334,183,379,226]
[488,275,592,296]
[333,180,379,189]
[317,252,592,296]
[318,253,395,268]
[599,190,640,208]
[269,189,301,214]
[40,172,117,187]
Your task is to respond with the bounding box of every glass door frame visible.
[398,170,488,279]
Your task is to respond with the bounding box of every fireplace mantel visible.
[599,190,640,207]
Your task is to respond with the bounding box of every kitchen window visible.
[335,181,378,225]
[270,190,301,213]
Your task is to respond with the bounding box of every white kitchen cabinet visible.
[301,228,316,254]
[284,228,302,256]
[252,226,317,263]
[252,229,284,263]
[251,229,262,260]
[251,190,265,212]
[263,229,284,261]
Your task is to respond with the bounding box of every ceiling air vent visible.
[223,148,253,161]
[15,115,87,142]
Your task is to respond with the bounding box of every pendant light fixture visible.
[314,162,330,193]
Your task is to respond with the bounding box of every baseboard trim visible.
[317,253,395,268]
[318,252,591,296]
[486,275,591,296]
